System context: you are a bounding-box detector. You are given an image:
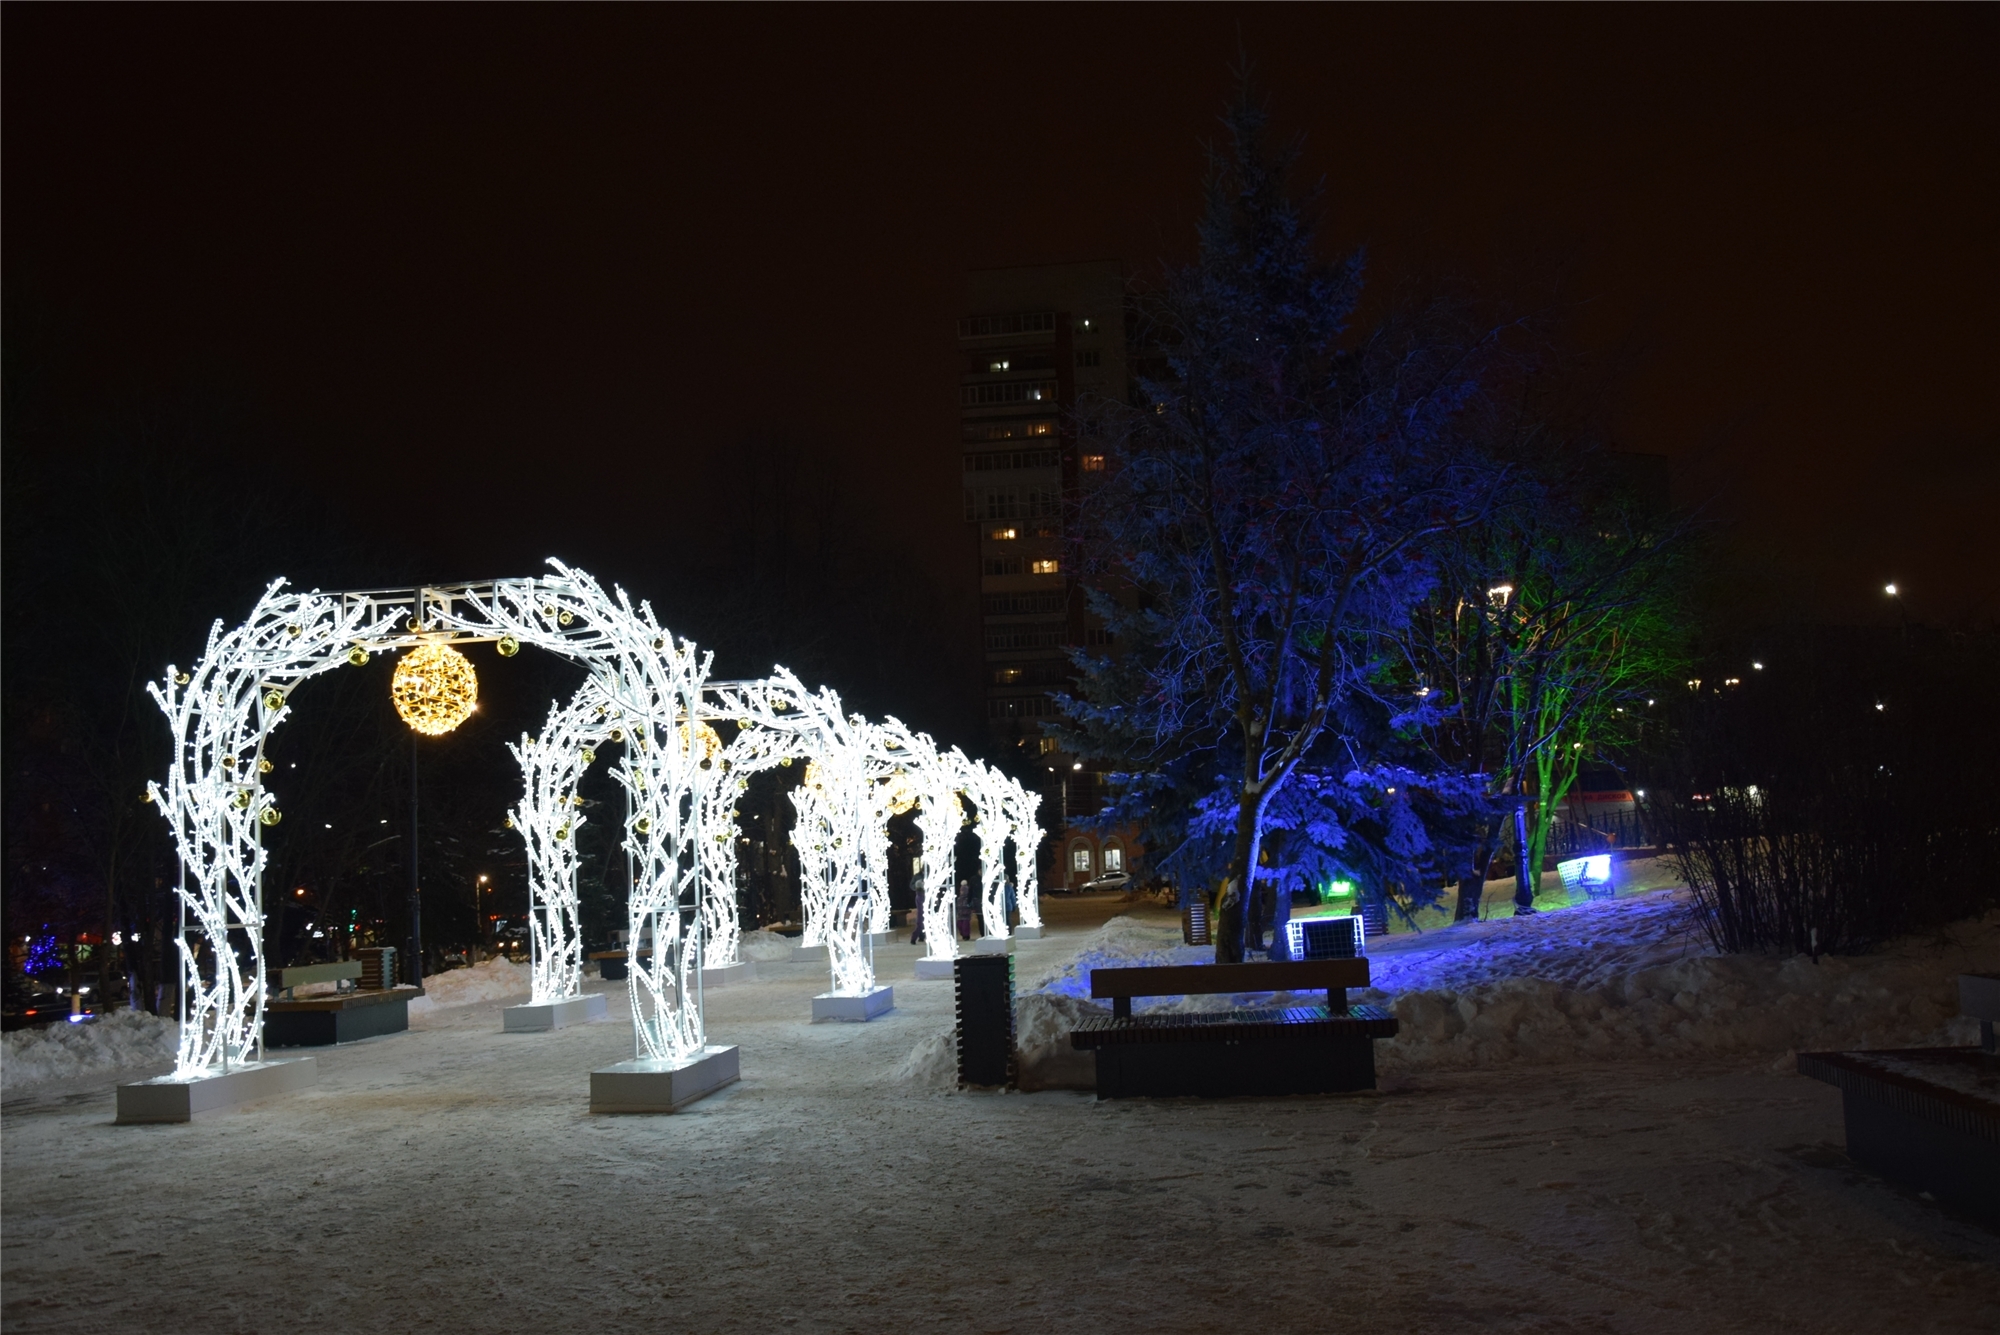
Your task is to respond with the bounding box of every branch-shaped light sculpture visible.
[148,581,376,1077]
[507,679,617,1006]
[707,671,883,997]
[150,561,714,1078]
[1005,774,1046,933]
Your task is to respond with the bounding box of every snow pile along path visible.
[738,929,797,963]
[2,1011,178,1092]
[1375,898,1995,1071]
[891,1027,957,1094]
[980,892,1998,1086]
[409,956,529,1016]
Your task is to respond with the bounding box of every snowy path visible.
[4,897,1998,1333]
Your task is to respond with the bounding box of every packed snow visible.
[738,928,798,963]
[1,1010,177,1092]
[8,890,2000,1332]
[408,955,529,1016]
[910,862,1996,1092]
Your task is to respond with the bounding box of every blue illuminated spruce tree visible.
[1058,91,1499,962]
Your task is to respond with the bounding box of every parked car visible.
[1081,871,1132,892]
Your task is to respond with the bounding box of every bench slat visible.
[1070,1003,1397,1048]
[1089,959,1369,1000]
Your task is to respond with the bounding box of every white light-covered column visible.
[1006,775,1045,932]
[507,682,615,1005]
[148,581,373,1077]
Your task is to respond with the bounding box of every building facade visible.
[958,261,1133,890]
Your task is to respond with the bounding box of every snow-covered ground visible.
[407,955,530,1015]
[0,1011,178,1094]
[4,885,1997,1333]
[1002,868,1989,1086]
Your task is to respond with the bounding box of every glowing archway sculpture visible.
[507,680,617,1006]
[148,562,713,1080]
[706,671,884,998]
[962,764,1018,940]
[1002,774,1045,935]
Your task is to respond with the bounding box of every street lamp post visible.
[475,875,489,959]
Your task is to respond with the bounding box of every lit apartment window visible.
[1080,454,1106,471]
[987,358,1010,372]
[1037,736,1060,755]
[993,667,1023,684]
[1071,844,1093,873]
[1103,845,1124,872]
[1030,558,1060,576]
[988,526,1018,541]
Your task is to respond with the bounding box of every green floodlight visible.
[1326,879,1354,899]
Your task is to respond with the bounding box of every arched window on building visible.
[1102,843,1124,873]
[1070,842,1093,874]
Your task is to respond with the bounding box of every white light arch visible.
[149,562,713,1079]
[507,679,619,1007]
[865,718,973,967]
[703,671,884,996]
[1001,774,1045,933]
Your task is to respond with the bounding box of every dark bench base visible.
[264,987,418,1047]
[1799,1048,2000,1226]
[1072,1005,1397,1099]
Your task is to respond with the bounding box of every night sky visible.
[7,6,1995,634]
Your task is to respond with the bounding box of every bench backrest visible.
[273,960,364,990]
[1090,958,1369,1001]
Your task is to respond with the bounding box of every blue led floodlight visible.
[1556,853,1615,899]
[1287,914,1366,961]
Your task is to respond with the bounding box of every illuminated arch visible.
[148,561,713,1078]
[704,671,883,996]
[1001,773,1045,932]
[507,679,619,1006]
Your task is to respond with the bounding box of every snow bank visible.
[892,1027,957,1093]
[1015,993,1104,1091]
[409,956,529,1016]
[1019,914,1206,999]
[2,1011,178,1091]
[1375,903,1995,1071]
[990,898,1997,1083]
[739,930,797,963]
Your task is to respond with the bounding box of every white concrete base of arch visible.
[791,943,828,963]
[972,936,1015,955]
[116,1057,318,1124]
[503,993,607,1032]
[1013,926,1042,940]
[590,1046,740,1113]
[811,986,894,1022]
[702,961,757,987]
[914,957,957,980]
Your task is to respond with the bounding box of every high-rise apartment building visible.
[958,261,1133,889]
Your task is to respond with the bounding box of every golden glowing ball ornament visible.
[391,643,479,736]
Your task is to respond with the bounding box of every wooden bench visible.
[265,950,416,1047]
[589,948,650,981]
[1069,959,1397,1099]
[268,960,364,999]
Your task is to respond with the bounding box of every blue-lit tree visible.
[1058,90,1501,962]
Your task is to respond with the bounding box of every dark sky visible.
[7,5,1996,627]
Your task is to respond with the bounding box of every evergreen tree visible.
[1057,90,1500,961]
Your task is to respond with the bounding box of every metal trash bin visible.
[954,954,1015,1088]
